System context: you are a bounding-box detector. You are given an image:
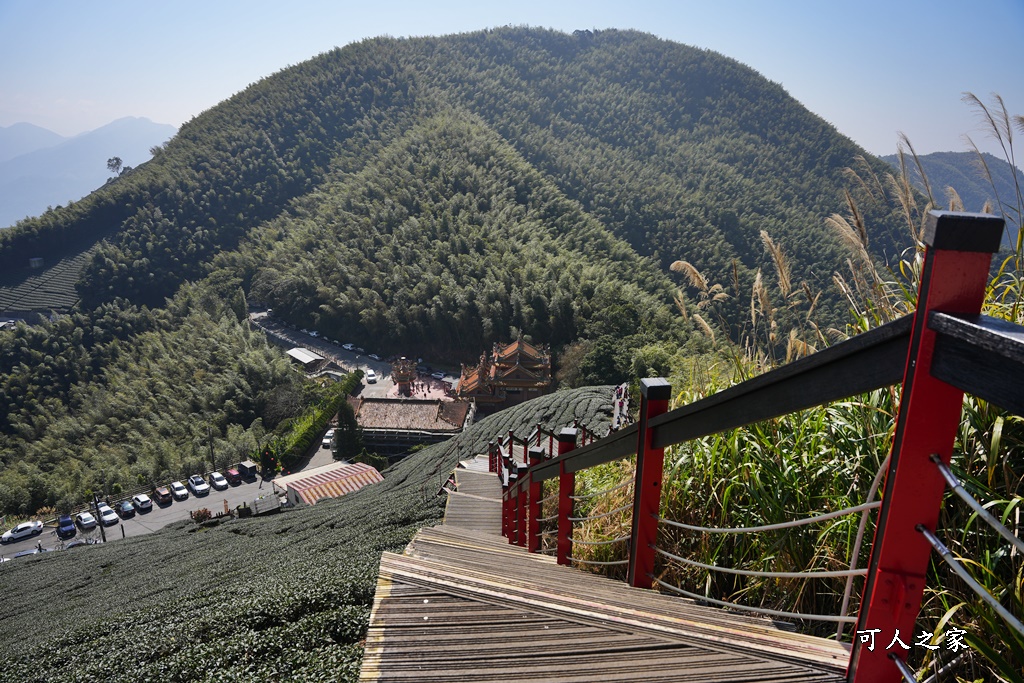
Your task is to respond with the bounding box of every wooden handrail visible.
[530,315,911,486]
[500,211,1012,683]
[929,311,1024,415]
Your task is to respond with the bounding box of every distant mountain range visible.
[880,151,1023,230]
[0,117,177,228]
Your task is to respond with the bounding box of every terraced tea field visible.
[0,244,97,312]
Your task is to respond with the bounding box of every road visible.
[249,309,459,399]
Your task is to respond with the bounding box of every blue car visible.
[56,514,77,539]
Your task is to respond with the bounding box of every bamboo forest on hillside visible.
[0,26,1021,683]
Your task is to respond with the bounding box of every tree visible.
[106,157,122,175]
[334,400,364,460]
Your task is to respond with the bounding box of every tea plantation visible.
[0,386,613,682]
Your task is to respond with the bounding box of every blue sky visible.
[0,0,1021,158]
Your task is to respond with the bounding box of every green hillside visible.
[0,28,906,337]
[0,386,613,683]
[0,27,917,514]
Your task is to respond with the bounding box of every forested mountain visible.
[880,150,1023,246]
[0,27,913,513]
[1,28,906,332]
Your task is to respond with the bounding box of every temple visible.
[457,337,552,412]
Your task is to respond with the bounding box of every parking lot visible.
[0,475,273,559]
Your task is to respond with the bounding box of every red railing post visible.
[628,377,671,588]
[516,463,528,547]
[488,440,496,473]
[556,427,577,565]
[849,211,1002,683]
[503,449,516,543]
[501,473,510,540]
[528,447,544,553]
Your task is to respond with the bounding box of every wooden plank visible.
[362,571,842,682]
[366,464,845,682]
[442,469,502,535]
[393,527,849,671]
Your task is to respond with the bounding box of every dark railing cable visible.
[567,503,632,523]
[650,576,857,624]
[654,547,867,579]
[916,524,1024,638]
[570,557,629,567]
[569,478,633,501]
[570,534,630,547]
[888,653,918,683]
[931,454,1024,555]
[656,501,880,534]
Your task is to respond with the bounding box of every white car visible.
[431,371,446,380]
[97,504,119,526]
[188,474,211,496]
[322,428,335,449]
[170,481,189,500]
[1,520,43,543]
[342,343,355,351]
[309,330,319,337]
[132,493,153,511]
[209,471,229,490]
[368,353,381,361]
[365,369,377,383]
[75,512,97,530]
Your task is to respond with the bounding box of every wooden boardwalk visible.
[360,462,849,682]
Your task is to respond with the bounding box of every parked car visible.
[2,520,43,543]
[117,501,136,518]
[208,471,229,491]
[368,353,381,361]
[238,461,258,479]
[56,515,77,539]
[309,330,319,337]
[188,475,210,496]
[322,428,335,449]
[97,504,119,526]
[342,343,355,351]
[154,486,173,505]
[365,369,377,383]
[225,468,241,485]
[132,493,153,511]
[12,548,49,559]
[431,371,446,380]
[169,481,188,500]
[75,512,97,530]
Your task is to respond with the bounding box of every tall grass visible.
[573,94,1023,680]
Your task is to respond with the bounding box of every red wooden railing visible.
[496,211,1021,682]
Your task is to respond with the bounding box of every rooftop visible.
[349,397,471,432]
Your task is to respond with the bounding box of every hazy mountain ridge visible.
[0,122,67,163]
[880,150,1023,217]
[0,117,177,229]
